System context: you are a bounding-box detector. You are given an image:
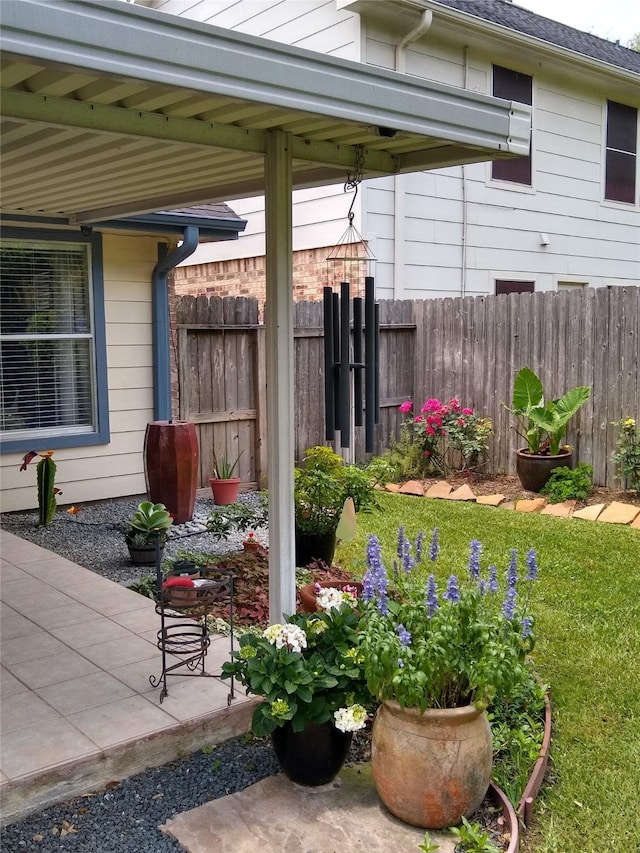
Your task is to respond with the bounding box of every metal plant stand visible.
[148,536,235,704]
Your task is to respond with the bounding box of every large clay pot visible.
[294,529,337,567]
[271,720,352,787]
[371,700,492,829]
[515,447,573,492]
[144,421,199,524]
[209,477,241,505]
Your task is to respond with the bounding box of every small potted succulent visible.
[125,500,173,566]
[209,450,243,505]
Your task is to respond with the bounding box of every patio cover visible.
[0,0,531,620]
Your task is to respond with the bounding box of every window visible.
[605,100,637,204]
[0,229,108,451]
[492,65,532,185]
[495,280,534,295]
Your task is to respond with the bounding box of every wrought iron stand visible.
[148,536,235,704]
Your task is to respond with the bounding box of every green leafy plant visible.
[449,816,500,853]
[503,367,590,455]
[18,450,58,527]
[396,397,492,477]
[612,417,640,493]
[125,500,173,545]
[359,530,539,710]
[294,446,380,536]
[539,463,592,503]
[221,591,369,736]
[418,832,440,852]
[206,494,268,539]
[212,450,243,479]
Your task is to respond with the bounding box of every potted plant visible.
[209,450,243,505]
[221,590,370,786]
[359,529,540,830]
[503,366,590,492]
[294,445,379,567]
[125,500,173,566]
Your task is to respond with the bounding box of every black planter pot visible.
[271,721,352,786]
[294,529,337,567]
[126,538,165,566]
[515,447,574,493]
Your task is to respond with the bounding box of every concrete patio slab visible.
[161,764,456,853]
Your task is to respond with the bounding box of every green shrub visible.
[540,463,592,503]
[611,417,640,493]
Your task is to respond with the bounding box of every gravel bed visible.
[0,493,268,586]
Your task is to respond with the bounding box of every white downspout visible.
[461,46,470,297]
[393,11,433,299]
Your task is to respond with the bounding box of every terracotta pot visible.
[515,447,574,492]
[271,720,353,786]
[144,421,199,524]
[294,529,337,567]
[299,580,363,613]
[371,700,492,829]
[209,477,241,505]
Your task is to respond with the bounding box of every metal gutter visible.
[0,0,530,155]
[151,227,199,421]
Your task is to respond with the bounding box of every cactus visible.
[20,450,58,527]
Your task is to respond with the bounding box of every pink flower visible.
[457,418,464,426]
[426,426,436,436]
[422,398,441,413]
[449,397,461,411]
[462,407,474,415]
[414,415,424,423]
[399,400,413,413]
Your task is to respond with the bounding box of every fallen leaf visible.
[152,793,164,800]
[32,834,44,842]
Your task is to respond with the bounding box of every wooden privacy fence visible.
[176,287,639,489]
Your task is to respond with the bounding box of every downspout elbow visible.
[395,10,433,73]
[152,226,199,422]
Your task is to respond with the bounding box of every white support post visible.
[264,129,296,623]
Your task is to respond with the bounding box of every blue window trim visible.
[0,227,110,454]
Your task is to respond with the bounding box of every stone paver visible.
[540,500,576,518]
[161,764,456,853]
[385,483,401,493]
[572,503,606,521]
[476,494,505,506]
[447,484,476,501]
[596,502,640,525]
[515,498,547,513]
[631,514,640,530]
[424,481,453,499]
[398,480,424,496]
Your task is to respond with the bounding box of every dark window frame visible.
[0,227,109,454]
[495,280,535,295]
[605,100,637,204]
[491,65,533,186]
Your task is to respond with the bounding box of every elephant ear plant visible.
[504,366,590,455]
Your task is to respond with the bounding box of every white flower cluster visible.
[263,623,307,653]
[316,586,358,612]
[333,704,368,733]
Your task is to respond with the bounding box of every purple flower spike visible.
[478,579,488,596]
[507,549,518,589]
[402,539,414,573]
[397,527,406,561]
[425,574,439,616]
[502,586,517,620]
[525,548,539,581]
[520,616,533,638]
[468,539,482,580]
[443,575,461,604]
[488,565,499,594]
[429,527,439,562]
[395,623,412,647]
[363,535,387,604]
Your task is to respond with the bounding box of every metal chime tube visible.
[374,300,381,420]
[364,276,376,452]
[332,292,341,431]
[353,296,364,426]
[339,281,351,448]
[323,287,335,441]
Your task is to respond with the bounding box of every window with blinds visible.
[1,238,97,441]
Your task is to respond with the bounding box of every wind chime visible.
[323,147,380,453]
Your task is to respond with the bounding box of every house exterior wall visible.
[1,232,158,512]
[171,0,640,300]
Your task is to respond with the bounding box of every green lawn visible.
[337,493,640,853]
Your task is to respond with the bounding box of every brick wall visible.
[174,243,369,316]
